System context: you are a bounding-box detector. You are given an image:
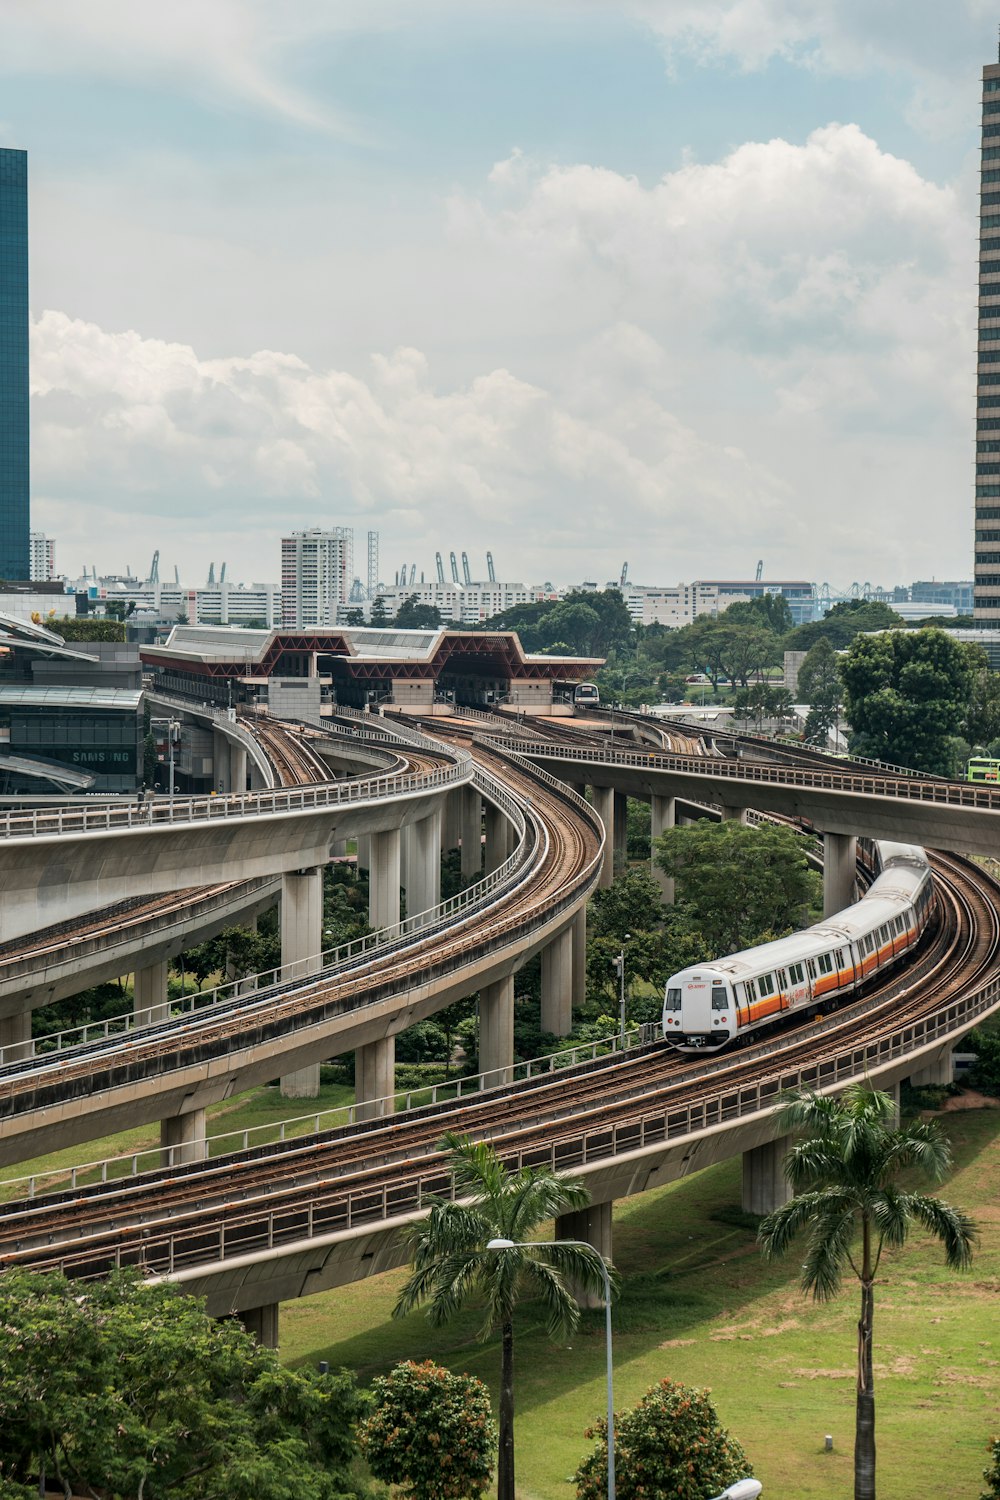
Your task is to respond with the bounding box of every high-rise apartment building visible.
[29,531,55,581]
[0,149,30,582]
[281,527,353,626]
[975,51,1000,618]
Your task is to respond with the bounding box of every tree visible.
[797,637,842,747]
[654,819,819,955]
[983,1436,1000,1499]
[0,1269,367,1499]
[394,1132,614,1500]
[758,1085,976,1500]
[370,595,392,624]
[575,1378,752,1500]
[839,628,984,774]
[784,599,904,653]
[718,623,779,688]
[360,1360,496,1500]
[396,595,444,629]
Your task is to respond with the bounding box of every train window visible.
[759,973,775,996]
[838,950,849,968]
[806,959,817,979]
[789,962,804,984]
[818,953,833,974]
[711,986,728,1010]
[665,988,682,1011]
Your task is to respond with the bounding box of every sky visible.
[2,0,996,592]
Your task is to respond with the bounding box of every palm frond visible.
[900,1193,977,1270]
[800,1204,858,1301]
[519,1257,583,1340]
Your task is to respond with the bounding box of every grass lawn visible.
[281,1103,1000,1500]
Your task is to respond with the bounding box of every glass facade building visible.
[975,58,1000,618]
[0,149,29,582]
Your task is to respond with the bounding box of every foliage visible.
[965,668,1000,750]
[758,1084,976,1500]
[394,1132,616,1500]
[32,979,130,1041]
[360,1360,495,1500]
[625,797,651,859]
[49,614,127,642]
[0,1269,367,1499]
[183,921,280,986]
[370,595,392,624]
[839,628,984,774]
[983,1436,1000,1500]
[395,594,444,629]
[964,1025,1000,1095]
[784,599,903,653]
[731,682,793,730]
[724,591,794,634]
[575,1378,752,1500]
[654,819,819,955]
[478,589,632,658]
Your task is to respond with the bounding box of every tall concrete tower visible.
[0,148,30,582]
[975,48,1000,618]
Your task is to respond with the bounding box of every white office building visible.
[281,528,354,627]
[29,532,55,582]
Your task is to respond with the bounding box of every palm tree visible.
[394,1131,615,1500]
[758,1083,976,1500]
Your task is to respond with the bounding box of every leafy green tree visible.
[654,819,819,955]
[797,636,842,745]
[964,667,1000,750]
[394,1132,615,1500]
[718,623,780,688]
[724,591,794,634]
[370,595,392,624]
[839,628,985,774]
[360,1360,496,1500]
[784,599,903,653]
[396,595,444,629]
[575,1378,752,1500]
[982,1436,1000,1499]
[0,1269,367,1499]
[759,1085,976,1500]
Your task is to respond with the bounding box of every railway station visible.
[140,623,602,715]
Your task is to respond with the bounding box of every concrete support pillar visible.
[910,1051,953,1088]
[650,793,676,904]
[134,959,171,1027]
[484,801,512,875]
[591,785,615,889]
[721,804,747,824]
[331,838,347,858]
[556,1201,613,1308]
[230,741,248,793]
[403,810,442,924]
[161,1108,208,1166]
[479,975,515,1087]
[742,1135,793,1216]
[356,1037,395,1122]
[280,867,324,1100]
[571,907,588,1013]
[442,789,463,853]
[212,728,231,794]
[0,1010,31,1063]
[541,925,574,1037]
[238,1303,279,1349]
[823,832,857,918]
[460,786,483,879]
[369,828,402,931]
[356,833,371,873]
[888,1080,901,1126]
[613,792,628,872]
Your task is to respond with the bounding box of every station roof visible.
[0,613,100,664]
[141,625,602,682]
[0,686,143,711]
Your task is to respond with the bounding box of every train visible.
[662,841,934,1052]
[573,682,600,707]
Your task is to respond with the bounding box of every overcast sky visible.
[3,1,994,591]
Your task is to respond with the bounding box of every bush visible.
[983,1435,1000,1499]
[360,1360,495,1500]
[575,1378,752,1500]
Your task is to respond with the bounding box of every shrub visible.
[983,1435,1000,1499]
[360,1360,495,1500]
[575,1377,752,1500]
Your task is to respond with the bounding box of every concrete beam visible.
[237,1303,279,1349]
[0,1010,31,1063]
[909,1050,953,1088]
[161,1107,207,1166]
[480,975,514,1087]
[613,791,628,873]
[134,960,170,1027]
[556,1202,613,1308]
[460,786,482,879]
[823,831,857,918]
[541,926,573,1037]
[484,801,512,875]
[356,1037,395,1122]
[212,729,231,794]
[403,810,442,926]
[741,1135,792,1216]
[280,868,324,1100]
[230,742,248,794]
[650,793,675,904]
[441,789,462,853]
[590,785,615,888]
[369,828,402,932]
[571,908,587,1013]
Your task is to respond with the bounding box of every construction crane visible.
[409,564,417,586]
[486,551,496,583]
[461,551,472,585]
[148,550,160,585]
[755,559,764,581]
[450,551,460,583]
[620,561,628,587]
[219,562,226,584]
[174,565,180,584]
[436,552,445,584]
[207,562,215,586]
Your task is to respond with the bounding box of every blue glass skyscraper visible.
[0,149,29,582]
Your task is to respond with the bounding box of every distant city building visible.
[908,580,974,615]
[70,572,281,629]
[976,45,1000,618]
[692,579,815,626]
[0,148,30,581]
[29,531,55,582]
[378,579,543,623]
[281,528,353,627]
[619,583,752,628]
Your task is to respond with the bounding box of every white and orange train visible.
[662,842,934,1052]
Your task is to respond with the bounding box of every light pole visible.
[711,1482,762,1500]
[486,1237,615,1500]
[149,717,180,798]
[614,935,630,1046]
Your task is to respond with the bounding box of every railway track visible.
[1,847,996,1281]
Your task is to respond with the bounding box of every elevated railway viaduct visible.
[1,710,1000,1345]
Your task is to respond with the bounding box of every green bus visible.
[967,756,1000,783]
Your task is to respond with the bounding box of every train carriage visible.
[662,842,933,1051]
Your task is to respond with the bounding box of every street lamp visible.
[149,717,180,798]
[613,935,630,1047]
[486,1237,615,1500]
[711,1482,762,1500]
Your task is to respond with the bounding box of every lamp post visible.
[486,1237,615,1500]
[149,717,179,798]
[614,935,630,1047]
